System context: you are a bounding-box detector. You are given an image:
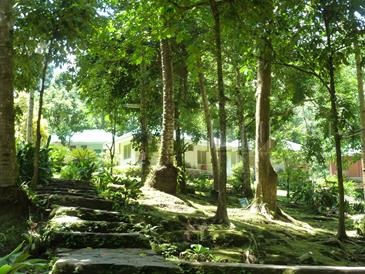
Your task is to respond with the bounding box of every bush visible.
[16,142,52,185]
[93,169,142,208]
[187,174,213,192]
[291,179,338,213]
[0,241,47,273]
[354,215,365,236]
[114,165,142,178]
[49,144,69,173]
[60,148,97,180]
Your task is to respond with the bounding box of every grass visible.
[133,187,365,266]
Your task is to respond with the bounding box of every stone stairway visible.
[34,179,181,274]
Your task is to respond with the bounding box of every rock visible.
[49,215,133,233]
[48,231,150,249]
[50,206,129,222]
[51,248,182,274]
[44,194,113,210]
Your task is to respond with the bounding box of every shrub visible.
[93,169,142,208]
[227,162,252,193]
[49,144,69,173]
[16,142,52,185]
[291,179,338,213]
[179,244,214,262]
[354,215,365,236]
[0,241,47,274]
[60,148,98,180]
[114,165,142,178]
[187,174,213,192]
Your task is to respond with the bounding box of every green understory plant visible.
[60,148,98,180]
[0,241,47,274]
[179,244,214,262]
[16,142,52,185]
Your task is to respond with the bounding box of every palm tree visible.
[0,0,17,192]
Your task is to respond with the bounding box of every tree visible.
[0,0,17,198]
[209,0,229,225]
[148,39,178,194]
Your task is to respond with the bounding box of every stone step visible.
[38,184,95,191]
[44,195,113,210]
[51,248,182,274]
[36,190,98,199]
[43,180,95,190]
[49,215,134,233]
[180,261,365,274]
[48,231,150,249]
[51,207,129,222]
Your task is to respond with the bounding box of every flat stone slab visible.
[49,215,133,233]
[44,194,113,210]
[48,231,150,249]
[180,261,365,274]
[36,189,98,198]
[51,206,129,222]
[52,248,181,274]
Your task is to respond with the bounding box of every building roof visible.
[51,129,113,144]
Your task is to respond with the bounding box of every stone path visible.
[35,179,180,273]
[34,179,365,274]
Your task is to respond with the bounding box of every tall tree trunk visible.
[140,65,150,183]
[31,44,52,189]
[0,0,17,190]
[354,40,365,200]
[235,68,253,199]
[175,57,188,193]
[26,89,34,144]
[147,39,177,194]
[254,40,277,213]
[198,62,219,195]
[323,12,347,240]
[210,0,229,225]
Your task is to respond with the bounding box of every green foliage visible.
[16,142,52,185]
[93,169,142,208]
[60,148,97,180]
[0,242,47,274]
[354,215,365,236]
[227,162,249,193]
[114,165,142,179]
[291,180,337,213]
[187,174,213,192]
[49,144,70,173]
[179,244,214,262]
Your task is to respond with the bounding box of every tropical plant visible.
[0,242,47,274]
[60,148,97,180]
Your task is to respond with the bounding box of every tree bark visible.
[0,0,17,188]
[323,12,347,240]
[354,40,365,200]
[147,39,177,194]
[210,0,229,225]
[26,89,34,144]
[198,62,219,194]
[31,43,52,188]
[235,68,253,199]
[139,65,150,183]
[254,39,277,213]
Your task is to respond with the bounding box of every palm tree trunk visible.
[210,0,229,225]
[354,40,365,200]
[147,39,177,194]
[0,0,17,190]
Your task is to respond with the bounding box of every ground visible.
[134,186,365,266]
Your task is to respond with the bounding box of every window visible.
[124,144,131,160]
[197,150,207,165]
